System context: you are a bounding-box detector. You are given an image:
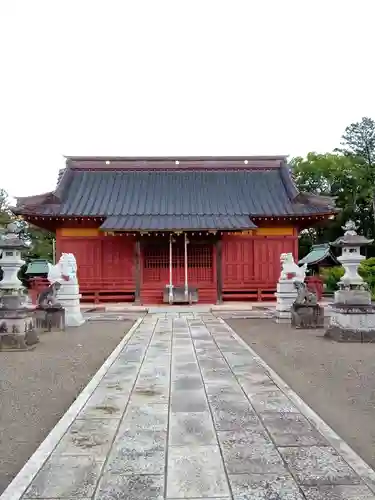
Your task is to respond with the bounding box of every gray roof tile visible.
[55,169,332,217]
[99,215,257,231]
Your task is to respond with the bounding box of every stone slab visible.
[229,473,304,500]
[107,429,166,475]
[279,446,361,486]
[54,418,119,459]
[96,473,164,500]
[210,400,261,431]
[166,445,230,498]
[23,456,103,498]
[217,430,286,475]
[78,388,130,419]
[249,389,300,413]
[301,484,375,499]
[169,411,217,446]
[170,389,209,412]
[120,403,168,432]
[260,412,329,446]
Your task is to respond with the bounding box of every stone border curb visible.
[220,317,375,495]
[0,317,143,500]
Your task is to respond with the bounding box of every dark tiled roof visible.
[99,215,257,231]
[43,169,333,217]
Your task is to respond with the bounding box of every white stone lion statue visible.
[47,253,78,285]
[279,252,307,282]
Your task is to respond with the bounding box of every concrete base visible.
[59,295,85,327]
[0,312,38,350]
[273,310,292,323]
[325,304,375,343]
[325,325,375,342]
[291,303,324,329]
[274,279,298,321]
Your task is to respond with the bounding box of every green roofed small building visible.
[298,243,339,274]
[25,259,49,277]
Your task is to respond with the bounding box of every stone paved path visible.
[12,313,375,499]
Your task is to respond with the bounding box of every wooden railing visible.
[29,277,135,304]
[222,282,277,301]
[80,279,135,303]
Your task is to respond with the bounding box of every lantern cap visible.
[330,220,374,247]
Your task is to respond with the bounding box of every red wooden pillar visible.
[134,236,141,304]
[215,237,223,304]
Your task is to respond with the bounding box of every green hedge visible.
[358,258,375,294]
[320,267,344,292]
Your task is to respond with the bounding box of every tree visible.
[0,189,53,261]
[336,117,375,217]
[338,117,375,165]
[0,188,11,226]
[291,151,375,257]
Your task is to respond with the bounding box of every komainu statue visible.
[291,280,324,329]
[37,282,62,308]
[279,253,307,282]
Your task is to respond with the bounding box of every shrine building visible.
[14,156,337,304]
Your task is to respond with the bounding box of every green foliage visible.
[26,225,54,261]
[358,258,375,295]
[0,189,53,262]
[0,188,11,226]
[321,259,375,298]
[337,117,375,167]
[293,118,375,255]
[320,266,344,292]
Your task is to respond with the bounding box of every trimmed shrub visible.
[359,257,375,297]
[320,259,375,297]
[320,266,344,292]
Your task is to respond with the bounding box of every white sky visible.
[1,0,374,200]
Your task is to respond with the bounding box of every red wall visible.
[222,234,297,289]
[55,232,297,299]
[56,235,135,284]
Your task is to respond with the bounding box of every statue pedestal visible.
[36,306,65,332]
[325,291,375,342]
[57,282,85,327]
[291,303,324,329]
[274,280,298,322]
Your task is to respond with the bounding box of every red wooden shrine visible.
[14,156,337,304]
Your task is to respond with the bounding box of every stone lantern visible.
[330,220,373,304]
[0,221,38,350]
[325,220,375,342]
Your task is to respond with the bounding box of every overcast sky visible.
[1,0,374,200]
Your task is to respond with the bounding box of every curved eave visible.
[299,245,340,266]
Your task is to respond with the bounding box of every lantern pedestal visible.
[325,303,375,342]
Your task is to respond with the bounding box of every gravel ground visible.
[227,318,375,471]
[0,319,134,494]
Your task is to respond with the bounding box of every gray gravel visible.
[0,320,134,494]
[227,318,375,470]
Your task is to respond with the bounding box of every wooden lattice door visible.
[142,236,215,287]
